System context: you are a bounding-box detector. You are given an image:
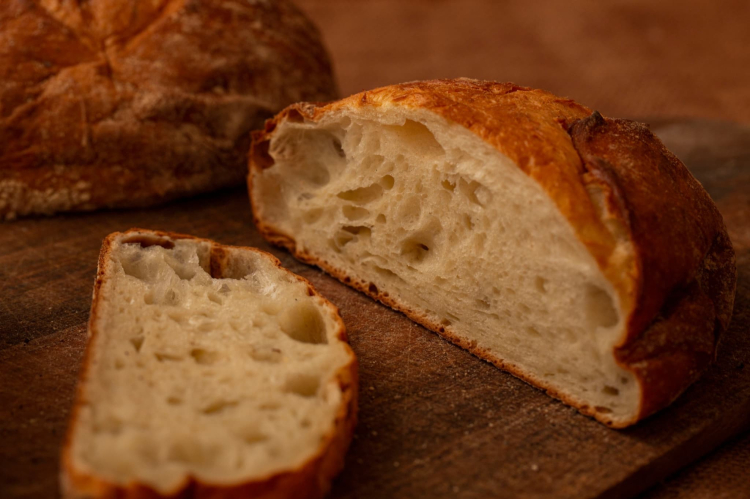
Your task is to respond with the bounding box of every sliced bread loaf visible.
[61,229,357,498]
[248,78,736,428]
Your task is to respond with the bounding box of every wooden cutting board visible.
[1,119,749,499]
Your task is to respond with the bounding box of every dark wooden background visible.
[2,0,750,497]
[296,0,750,122]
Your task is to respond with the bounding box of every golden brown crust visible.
[1,0,338,220]
[248,78,736,427]
[568,113,736,421]
[60,229,357,499]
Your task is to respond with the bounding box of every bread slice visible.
[61,229,357,498]
[248,78,736,428]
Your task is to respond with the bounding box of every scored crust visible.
[0,0,338,220]
[60,229,358,499]
[248,78,737,427]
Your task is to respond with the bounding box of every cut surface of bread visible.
[249,79,736,428]
[62,230,357,498]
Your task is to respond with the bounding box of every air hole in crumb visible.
[462,214,474,231]
[163,288,180,306]
[369,283,378,294]
[620,377,629,384]
[526,326,541,337]
[602,385,620,396]
[585,284,619,328]
[384,119,444,155]
[167,397,182,405]
[535,276,548,293]
[380,175,395,190]
[475,299,491,310]
[300,419,312,428]
[343,205,370,221]
[301,161,330,187]
[331,232,352,251]
[400,238,431,264]
[114,359,125,370]
[130,336,145,352]
[155,353,182,362]
[190,348,220,365]
[203,400,238,414]
[122,235,175,250]
[240,428,268,445]
[279,302,328,344]
[337,183,383,204]
[343,225,371,237]
[166,260,196,281]
[475,185,492,206]
[303,208,324,224]
[373,265,404,283]
[332,138,345,157]
[332,226,370,251]
[376,214,386,224]
[284,373,320,397]
[250,346,282,363]
[261,299,282,316]
[442,179,456,192]
[595,406,613,414]
[440,318,452,326]
[457,178,488,206]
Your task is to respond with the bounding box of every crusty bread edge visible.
[60,229,358,499]
[247,79,736,428]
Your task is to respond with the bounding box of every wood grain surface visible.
[1,119,749,499]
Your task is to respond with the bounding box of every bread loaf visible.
[0,0,337,220]
[248,78,736,427]
[61,229,357,498]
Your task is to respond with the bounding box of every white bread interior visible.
[252,108,640,424]
[67,235,353,493]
